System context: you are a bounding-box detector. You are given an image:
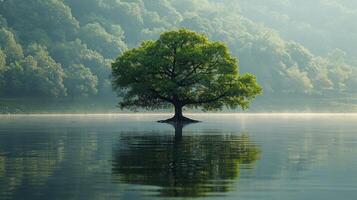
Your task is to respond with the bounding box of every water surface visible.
[0,114,357,199]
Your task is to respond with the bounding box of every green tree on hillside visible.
[79,23,126,58]
[0,28,24,63]
[0,49,6,92]
[64,64,98,98]
[112,29,262,122]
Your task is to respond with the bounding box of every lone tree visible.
[112,29,262,123]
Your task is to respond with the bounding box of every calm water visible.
[0,114,357,200]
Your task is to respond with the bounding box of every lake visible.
[0,114,357,200]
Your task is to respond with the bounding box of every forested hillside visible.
[237,0,357,61]
[1,0,357,112]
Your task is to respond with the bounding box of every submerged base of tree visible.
[158,115,200,124]
[158,114,200,137]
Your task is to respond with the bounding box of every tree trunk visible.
[158,103,200,123]
[174,104,183,120]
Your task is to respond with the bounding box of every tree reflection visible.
[112,124,261,197]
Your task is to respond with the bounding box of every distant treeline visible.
[0,0,356,104]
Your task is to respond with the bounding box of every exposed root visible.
[158,115,200,124]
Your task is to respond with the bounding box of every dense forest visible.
[0,0,356,112]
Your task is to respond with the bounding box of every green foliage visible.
[143,0,182,25]
[112,29,262,112]
[26,44,66,97]
[50,39,110,94]
[0,28,24,63]
[0,49,6,92]
[0,0,79,43]
[1,45,66,97]
[64,64,98,97]
[79,23,126,58]
[236,0,357,58]
[0,49,5,69]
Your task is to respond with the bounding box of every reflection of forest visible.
[112,133,261,197]
[0,129,113,200]
[0,132,65,199]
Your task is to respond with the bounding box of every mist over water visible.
[1,114,357,200]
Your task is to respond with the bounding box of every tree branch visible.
[150,89,173,103]
[184,81,235,105]
[177,60,220,87]
[185,91,230,105]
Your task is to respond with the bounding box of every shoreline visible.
[2,112,357,117]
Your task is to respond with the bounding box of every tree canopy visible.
[112,29,262,121]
